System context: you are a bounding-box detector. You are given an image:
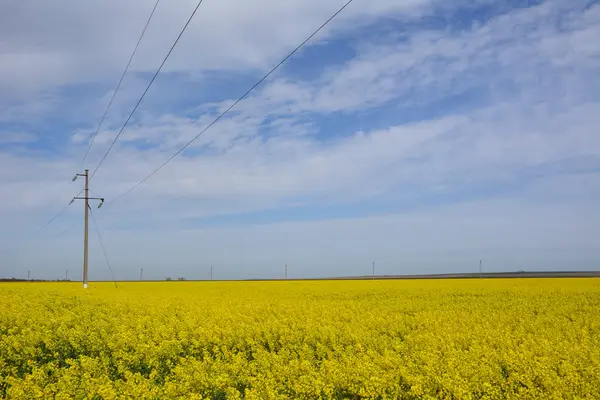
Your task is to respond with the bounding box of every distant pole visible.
[66,269,68,281]
[28,270,31,280]
[479,260,483,278]
[210,266,213,281]
[140,268,144,281]
[285,264,288,280]
[372,262,375,279]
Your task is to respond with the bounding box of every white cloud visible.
[0,0,432,93]
[0,131,37,144]
[0,0,599,277]
[6,193,600,280]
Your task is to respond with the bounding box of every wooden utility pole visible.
[140,268,144,281]
[72,169,104,289]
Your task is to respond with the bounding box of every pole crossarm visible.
[71,197,104,209]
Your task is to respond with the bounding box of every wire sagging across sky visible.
[90,208,118,288]
[24,187,83,241]
[8,0,354,253]
[76,0,162,174]
[89,0,206,181]
[106,0,357,207]
[13,0,163,249]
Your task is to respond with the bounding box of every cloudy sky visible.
[1,0,599,280]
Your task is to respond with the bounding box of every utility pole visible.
[479,260,483,278]
[27,270,30,280]
[71,169,104,289]
[372,261,375,279]
[65,269,68,281]
[285,264,287,280]
[210,266,213,281]
[140,268,144,281]
[84,170,89,289]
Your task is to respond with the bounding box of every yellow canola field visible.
[0,279,599,399]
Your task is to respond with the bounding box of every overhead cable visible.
[90,208,118,288]
[75,0,162,173]
[90,0,206,181]
[107,0,356,206]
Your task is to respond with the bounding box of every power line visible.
[88,189,104,199]
[54,216,83,239]
[0,207,68,258]
[0,188,83,262]
[24,0,163,272]
[76,0,162,173]
[25,187,84,241]
[107,0,356,206]
[30,203,72,237]
[90,208,118,288]
[90,0,205,181]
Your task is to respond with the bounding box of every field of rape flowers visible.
[1,279,599,399]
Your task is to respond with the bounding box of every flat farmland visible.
[1,279,599,399]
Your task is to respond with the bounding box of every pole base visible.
[83,283,88,289]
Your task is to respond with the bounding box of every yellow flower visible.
[0,279,599,398]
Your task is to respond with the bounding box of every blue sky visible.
[1,0,599,280]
